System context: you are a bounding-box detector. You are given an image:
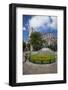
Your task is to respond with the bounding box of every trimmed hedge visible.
[29,54,56,64]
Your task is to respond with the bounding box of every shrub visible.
[30,53,56,64]
[48,44,57,51]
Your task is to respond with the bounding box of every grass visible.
[29,51,56,64]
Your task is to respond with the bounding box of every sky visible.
[23,15,57,42]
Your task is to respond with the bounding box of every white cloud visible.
[48,17,57,30]
[29,16,57,30]
[23,27,26,31]
[29,16,50,28]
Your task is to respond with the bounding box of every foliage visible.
[23,42,26,51]
[27,42,30,51]
[29,52,56,64]
[42,39,48,47]
[30,32,43,51]
[48,43,57,51]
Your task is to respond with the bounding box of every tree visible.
[27,42,30,51]
[48,39,57,51]
[23,42,26,51]
[30,32,43,51]
[42,39,48,47]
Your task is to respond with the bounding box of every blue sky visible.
[23,15,57,42]
[23,15,32,42]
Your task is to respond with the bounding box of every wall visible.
[0,0,68,90]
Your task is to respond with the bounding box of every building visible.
[29,27,57,51]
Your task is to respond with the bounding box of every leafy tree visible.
[42,39,48,47]
[23,42,26,51]
[27,42,30,51]
[48,39,57,51]
[30,32,43,51]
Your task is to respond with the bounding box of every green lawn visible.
[29,51,57,64]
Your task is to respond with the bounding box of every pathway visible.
[23,60,57,75]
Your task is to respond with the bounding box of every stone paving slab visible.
[23,61,57,75]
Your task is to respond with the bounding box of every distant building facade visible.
[29,27,57,51]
